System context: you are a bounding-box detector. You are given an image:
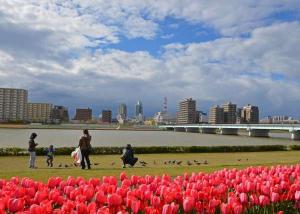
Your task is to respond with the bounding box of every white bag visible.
[71,147,82,166]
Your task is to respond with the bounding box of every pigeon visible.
[237,159,241,161]
[196,162,201,165]
[139,161,148,165]
[94,163,99,165]
[64,164,68,168]
[203,160,208,165]
[111,162,115,166]
[58,163,62,167]
[177,161,182,165]
[193,160,198,163]
[187,161,193,166]
[172,160,176,164]
[164,161,167,165]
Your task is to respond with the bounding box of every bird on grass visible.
[94,163,99,166]
[139,161,148,165]
[64,164,69,168]
[237,159,241,161]
[203,160,208,165]
[111,162,115,166]
[58,163,62,167]
[177,161,182,165]
[164,161,167,165]
[187,161,193,166]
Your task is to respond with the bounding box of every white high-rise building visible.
[0,88,28,122]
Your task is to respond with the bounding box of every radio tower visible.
[163,97,167,113]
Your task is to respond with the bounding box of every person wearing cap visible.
[28,133,38,169]
[121,144,138,168]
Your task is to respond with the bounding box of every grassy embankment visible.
[0,151,299,182]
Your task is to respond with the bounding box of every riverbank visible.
[0,151,299,181]
[1,144,300,156]
[0,124,160,131]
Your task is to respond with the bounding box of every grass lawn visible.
[0,151,299,182]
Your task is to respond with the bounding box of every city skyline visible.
[0,1,299,118]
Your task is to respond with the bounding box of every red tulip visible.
[96,191,107,204]
[107,193,122,207]
[232,203,243,214]
[221,203,231,214]
[151,196,161,207]
[8,198,24,213]
[120,172,127,181]
[76,202,88,214]
[30,204,45,214]
[131,199,140,214]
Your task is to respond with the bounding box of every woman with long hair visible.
[78,129,92,169]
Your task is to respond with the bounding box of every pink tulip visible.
[233,203,243,214]
[239,192,248,204]
[259,195,270,206]
[295,191,300,201]
[183,197,195,213]
[271,192,280,203]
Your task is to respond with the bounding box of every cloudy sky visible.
[0,0,300,118]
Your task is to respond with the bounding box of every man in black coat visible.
[121,144,138,168]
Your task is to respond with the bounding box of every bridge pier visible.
[174,127,186,132]
[200,128,217,134]
[219,128,238,135]
[185,128,200,133]
[248,129,269,137]
[290,131,300,140]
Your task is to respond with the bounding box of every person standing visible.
[28,133,38,169]
[78,129,92,169]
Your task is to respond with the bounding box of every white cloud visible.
[0,1,300,116]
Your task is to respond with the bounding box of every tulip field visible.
[0,151,300,213]
[0,165,299,213]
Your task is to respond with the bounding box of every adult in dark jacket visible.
[78,129,92,169]
[28,133,38,168]
[121,144,138,168]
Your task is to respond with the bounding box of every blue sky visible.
[0,1,300,119]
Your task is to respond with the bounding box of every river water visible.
[0,129,299,148]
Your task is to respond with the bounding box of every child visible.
[46,145,55,167]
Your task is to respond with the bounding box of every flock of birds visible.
[56,160,210,168]
[56,158,248,168]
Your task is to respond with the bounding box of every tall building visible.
[241,104,259,124]
[102,110,112,123]
[176,98,197,124]
[222,102,237,124]
[74,108,92,122]
[135,101,143,118]
[27,103,53,123]
[0,88,28,122]
[117,103,127,120]
[51,105,69,123]
[209,105,224,124]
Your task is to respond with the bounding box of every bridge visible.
[158,124,300,140]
